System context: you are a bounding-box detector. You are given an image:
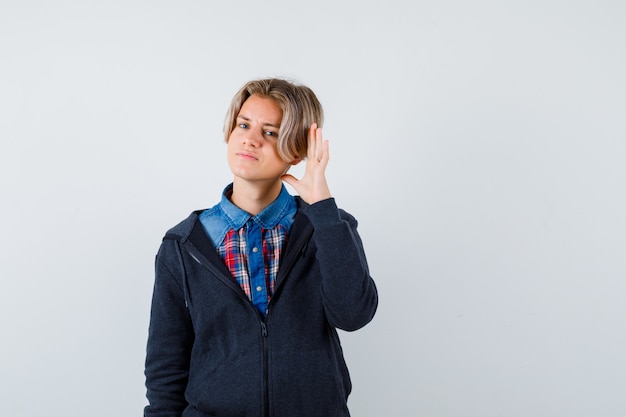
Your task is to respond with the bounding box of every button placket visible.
[246,220,267,314]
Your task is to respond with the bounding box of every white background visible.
[1,1,625,416]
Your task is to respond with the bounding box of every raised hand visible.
[281,123,331,204]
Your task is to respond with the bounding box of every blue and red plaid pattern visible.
[263,226,288,296]
[218,224,289,303]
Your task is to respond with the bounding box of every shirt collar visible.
[219,183,296,230]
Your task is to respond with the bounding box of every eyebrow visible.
[237,115,280,128]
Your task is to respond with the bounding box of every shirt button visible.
[252,247,259,253]
[256,286,263,292]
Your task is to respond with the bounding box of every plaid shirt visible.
[199,184,296,316]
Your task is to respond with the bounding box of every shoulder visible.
[163,210,204,242]
[295,197,358,228]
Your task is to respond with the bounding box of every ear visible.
[289,158,302,166]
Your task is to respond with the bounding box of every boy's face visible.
[227,95,295,185]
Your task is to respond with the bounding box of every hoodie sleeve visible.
[302,198,378,331]
[144,240,194,417]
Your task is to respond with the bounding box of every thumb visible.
[281,174,299,189]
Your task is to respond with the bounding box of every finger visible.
[307,123,317,161]
[309,125,324,163]
[322,139,330,162]
[315,127,325,162]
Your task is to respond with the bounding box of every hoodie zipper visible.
[261,321,269,417]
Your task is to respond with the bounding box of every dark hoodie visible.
[144,198,378,417]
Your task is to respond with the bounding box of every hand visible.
[281,123,331,204]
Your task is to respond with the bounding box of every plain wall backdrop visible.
[1,1,625,416]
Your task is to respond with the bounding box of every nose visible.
[243,129,262,147]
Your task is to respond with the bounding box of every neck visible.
[230,178,283,216]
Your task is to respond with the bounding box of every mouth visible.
[236,152,258,161]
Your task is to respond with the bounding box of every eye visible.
[264,130,278,137]
[238,123,249,129]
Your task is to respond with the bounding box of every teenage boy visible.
[144,78,378,417]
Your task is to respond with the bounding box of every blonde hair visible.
[224,78,324,162]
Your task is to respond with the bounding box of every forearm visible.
[303,198,378,331]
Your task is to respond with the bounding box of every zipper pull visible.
[261,322,268,337]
